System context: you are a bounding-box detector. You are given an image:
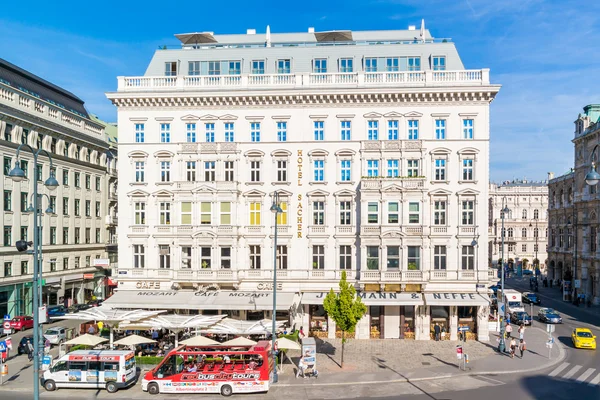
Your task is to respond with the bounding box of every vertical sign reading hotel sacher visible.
[297,150,303,238]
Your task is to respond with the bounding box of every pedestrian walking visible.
[518,325,525,340]
[44,338,51,355]
[505,323,513,339]
[549,279,553,288]
[518,339,526,358]
[509,338,517,358]
[26,339,34,362]
[434,323,441,341]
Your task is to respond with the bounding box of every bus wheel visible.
[106,381,118,393]
[44,380,57,391]
[220,384,233,397]
[148,382,160,395]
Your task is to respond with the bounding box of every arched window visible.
[522,228,527,238]
[533,209,539,219]
[508,228,514,238]
[522,209,527,219]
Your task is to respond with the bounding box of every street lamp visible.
[498,197,509,353]
[529,216,539,272]
[8,144,58,400]
[269,191,283,383]
[585,160,600,305]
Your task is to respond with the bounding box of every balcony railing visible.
[117,69,490,92]
[361,177,426,190]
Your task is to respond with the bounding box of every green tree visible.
[323,271,367,368]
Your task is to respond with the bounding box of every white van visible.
[41,350,136,393]
[503,290,525,313]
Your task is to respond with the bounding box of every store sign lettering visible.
[257,282,283,291]
[135,281,161,289]
[136,291,177,296]
[297,194,303,238]
[432,293,477,300]
[311,292,419,300]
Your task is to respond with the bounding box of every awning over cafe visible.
[300,291,424,306]
[424,293,490,306]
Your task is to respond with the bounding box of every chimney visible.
[408,25,416,30]
[247,29,256,35]
[308,27,315,33]
[548,172,554,180]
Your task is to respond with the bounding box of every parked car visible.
[67,303,92,313]
[510,311,533,326]
[522,292,541,305]
[538,308,562,323]
[43,327,67,345]
[47,305,67,319]
[9,315,34,332]
[571,328,597,350]
[18,335,34,355]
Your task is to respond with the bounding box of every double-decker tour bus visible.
[141,340,273,396]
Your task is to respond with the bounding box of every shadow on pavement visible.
[314,337,341,368]
[371,357,446,400]
[7,363,31,382]
[520,374,600,398]
[556,336,573,349]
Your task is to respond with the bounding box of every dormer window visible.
[432,56,446,71]
[165,62,177,76]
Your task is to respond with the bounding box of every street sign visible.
[39,306,48,324]
[499,303,506,315]
[546,324,555,333]
[456,345,463,360]
[574,280,581,289]
[2,321,10,335]
[3,315,10,321]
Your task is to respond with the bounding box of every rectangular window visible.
[4,124,12,142]
[313,58,327,73]
[433,56,446,71]
[250,161,261,182]
[159,245,170,269]
[314,121,324,141]
[74,199,80,216]
[224,161,234,181]
[181,202,192,224]
[188,61,200,76]
[159,202,171,225]
[434,246,447,269]
[277,201,288,225]
[220,247,231,269]
[220,202,231,225]
[463,119,474,139]
[20,226,27,241]
[388,120,398,140]
[74,227,80,244]
[74,257,80,269]
[312,245,325,269]
[62,227,69,244]
[200,202,211,225]
[133,245,145,268]
[160,161,171,182]
[4,262,12,277]
[407,56,421,71]
[62,197,68,215]
[224,122,235,142]
[408,120,419,140]
[164,62,177,76]
[62,169,68,185]
[208,61,220,76]
[313,201,325,225]
[21,261,28,275]
[435,119,446,140]
[186,123,196,142]
[3,190,11,211]
[19,160,28,179]
[409,202,420,224]
[95,177,101,191]
[85,200,91,217]
[181,247,192,269]
[277,245,288,269]
[462,200,474,225]
[228,61,241,75]
[521,244,527,252]
[388,202,399,224]
[250,122,260,142]
[340,58,353,72]
[313,160,324,182]
[407,246,420,270]
[365,57,377,72]
[462,159,474,181]
[277,121,287,142]
[367,160,379,177]
[186,161,196,182]
[96,228,100,243]
[134,202,146,224]
[21,192,28,212]
[251,60,265,74]
[205,123,215,142]
[277,59,291,74]
[73,172,80,187]
[387,159,399,177]
[3,157,11,176]
[160,123,171,143]
[366,246,379,270]
[461,246,475,270]
[277,160,287,182]
[3,226,11,247]
[63,257,69,270]
[368,202,379,224]
[341,160,351,182]
[434,201,446,225]
[85,174,91,189]
[407,159,419,177]
[340,245,352,270]
[249,202,261,225]
[340,201,351,225]
[435,159,446,181]
[204,161,215,181]
[386,57,399,72]
[249,245,261,269]
[341,121,351,141]
[36,164,43,182]
[85,228,90,244]
[367,120,379,140]
[387,246,400,269]
[135,162,145,182]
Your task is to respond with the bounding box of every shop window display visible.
[370,306,384,338]
[457,306,478,341]
[401,306,415,339]
[309,305,328,338]
[430,306,450,340]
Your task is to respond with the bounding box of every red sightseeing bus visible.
[141,341,273,396]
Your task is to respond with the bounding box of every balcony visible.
[361,226,381,236]
[430,226,449,235]
[129,226,148,235]
[235,269,357,281]
[307,226,328,236]
[404,226,423,235]
[125,268,174,279]
[177,142,239,154]
[175,180,240,192]
[245,226,265,236]
[361,177,426,191]
[359,270,423,282]
[117,70,490,92]
[459,226,476,235]
[175,269,237,282]
[335,226,356,236]
[105,215,118,226]
[361,140,423,151]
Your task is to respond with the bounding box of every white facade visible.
[107,27,500,340]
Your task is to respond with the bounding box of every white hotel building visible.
[106,26,500,341]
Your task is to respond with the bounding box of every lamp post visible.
[9,144,59,400]
[529,216,539,272]
[269,191,283,383]
[585,161,600,305]
[498,197,509,353]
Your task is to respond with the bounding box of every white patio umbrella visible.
[181,335,220,347]
[275,337,301,373]
[64,334,108,347]
[113,334,156,347]
[221,337,257,347]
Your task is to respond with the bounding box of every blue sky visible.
[1,0,599,182]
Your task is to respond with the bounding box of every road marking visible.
[589,373,600,387]
[562,365,582,379]
[576,368,596,383]
[548,362,569,377]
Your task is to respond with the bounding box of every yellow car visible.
[571,328,597,350]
